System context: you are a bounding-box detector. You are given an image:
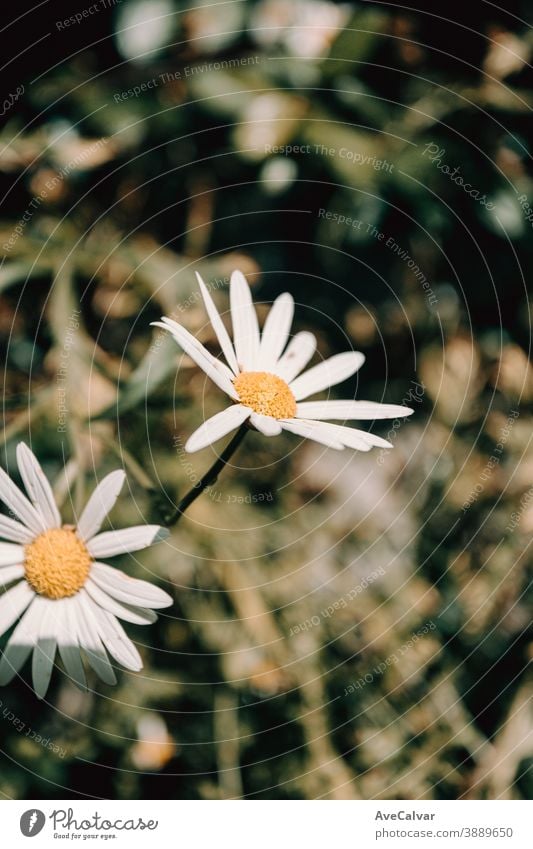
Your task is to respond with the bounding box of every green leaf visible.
[98,331,178,419]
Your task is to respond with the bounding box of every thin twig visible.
[214,689,243,800]
[0,388,53,450]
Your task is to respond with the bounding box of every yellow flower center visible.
[234,371,297,419]
[24,527,92,599]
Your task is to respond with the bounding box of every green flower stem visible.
[163,422,249,526]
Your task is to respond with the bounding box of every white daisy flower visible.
[0,443,172,699]
[153,270,414,453]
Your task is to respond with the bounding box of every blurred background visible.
[0,0,532,800]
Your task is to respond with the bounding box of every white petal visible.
[197,272,239,374]
[0,565,25,585]
[280,419,345,450]
[258,292,294,370]
[230,270,260,371]
[185,404,251,453]
[274,331,317,382]
[91,562,172,609]
[0,580,35,637]
[58,643,85,690]
[159,317,236,383]
[57,598,86,691]
[93,607,143,671]
[77,470,126,541]
[319,422,392,449]
[0,597,43,685]
[84,580,157,625]
[289,351,366,401]
[75,593,116,685]
[295,419,392,451]
[87,525,168,559]
[16,443,61,529]
[0,465,47,536]
[32,600,58,699]
[0,542,25,566]
[296,420,368,451]
[344,429,392,449]
[296,400,414,420]
[0,515,34,544]
[356,427,393,448]
[152,318,238,399]
[249,413,283,437]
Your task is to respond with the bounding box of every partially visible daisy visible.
[0,443,172,699]
[153,270,414,453]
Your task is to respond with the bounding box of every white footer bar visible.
[3,800,531,848]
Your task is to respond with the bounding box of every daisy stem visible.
[163,423,249,526]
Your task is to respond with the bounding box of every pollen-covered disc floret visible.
[234,371,297,419]
[24,527,91,599]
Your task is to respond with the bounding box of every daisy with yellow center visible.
[0,443,171,699]
[152,270,414,453]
